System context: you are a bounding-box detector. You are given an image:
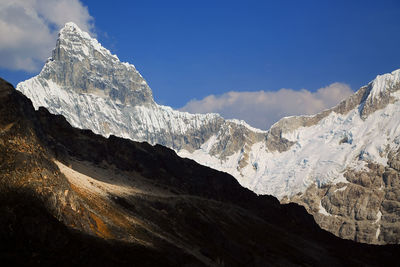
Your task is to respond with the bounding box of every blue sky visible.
[1,0,399,128]
[77,0,400,106]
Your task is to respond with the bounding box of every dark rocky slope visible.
[0,77,399,266]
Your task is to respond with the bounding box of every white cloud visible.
[0,0,93,72]
[180,83,354,130]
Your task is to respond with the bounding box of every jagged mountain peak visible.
[40,22,154,106]
[60,21,91,39]
[55,22,117,62]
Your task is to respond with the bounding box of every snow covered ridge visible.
[368,69,400,100]
[17,22,400,200]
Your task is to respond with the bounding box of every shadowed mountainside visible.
[1,77,399,266]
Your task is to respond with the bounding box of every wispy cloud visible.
[0,0,94,72]
[180,83,354,130]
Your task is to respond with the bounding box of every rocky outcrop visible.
[289,156,400,244]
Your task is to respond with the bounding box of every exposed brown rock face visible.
[0,79,95,234]
[209,121,265,161]
[2,78,400,265]
[290,158,400,244]
[265,127,296,152]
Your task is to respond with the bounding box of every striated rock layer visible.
[17,22,400,244]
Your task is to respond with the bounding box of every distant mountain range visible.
[17,22,400,244]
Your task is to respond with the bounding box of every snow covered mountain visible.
[17,22,400,244]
